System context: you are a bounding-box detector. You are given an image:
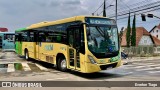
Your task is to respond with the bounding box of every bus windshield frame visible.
[85,17,119,58]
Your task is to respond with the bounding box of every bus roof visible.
[16,15,112,31]
[15,27,27,32]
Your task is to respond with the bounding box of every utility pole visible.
[116,0,117,23]
[103,0,106,17]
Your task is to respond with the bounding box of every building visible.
[0,27,8,32]
[121,27,160,47]
[149,24,160,39]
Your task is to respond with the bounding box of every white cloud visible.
[0,0,159,32]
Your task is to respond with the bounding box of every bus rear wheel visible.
[58,57,67,72]
[25,50,29,60]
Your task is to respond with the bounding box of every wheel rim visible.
[25,52,28,59]
[61,59,66,69]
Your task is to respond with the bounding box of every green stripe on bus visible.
[15,28,27,32]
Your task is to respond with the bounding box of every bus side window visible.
[4,34,7,40]
[29,32,34,42]
[38,32,46,42]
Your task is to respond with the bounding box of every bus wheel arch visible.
[24,48,29,60]
[56,53,67,72]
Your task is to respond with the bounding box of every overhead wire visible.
[117,7,160,20]
[108,0,160,17]
[97,0,115,16]
[92,0,109,15]
[109,2,160,18]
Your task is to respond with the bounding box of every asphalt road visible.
[0,52,160,90]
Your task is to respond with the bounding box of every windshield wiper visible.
[95,26,104,37]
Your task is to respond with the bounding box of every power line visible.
[137,20,160,24]
[97,5,114,16]
[117,1,160,15]
[109,3,160,18]
[118,0,149,10]
[118,18,160,24]
[92,0,109,15]
[108,0,160,17]
[117,7,160,20]
[98,0,115,16]
[93,3,104,14]
[119,0,131,10]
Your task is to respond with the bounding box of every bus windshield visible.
[4,34,15,42]
[87,25,119,58]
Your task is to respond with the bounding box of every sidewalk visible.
[122,56,160,65]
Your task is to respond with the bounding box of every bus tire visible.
[24,50,29,60]
[58,57,67,72]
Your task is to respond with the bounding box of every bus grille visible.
[100,63,117,70]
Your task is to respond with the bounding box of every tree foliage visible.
[126,12,131,47]
[131,14,136,46]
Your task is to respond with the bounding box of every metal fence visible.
[122,46,160,57]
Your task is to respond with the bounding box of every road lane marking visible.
[148,71,160,73]
[125,65,135,67]
[124,66,145,69]
[136,68,156,71]
[155,67,160,69]
[7,64,15,72]
[35,64,49,71]
[0,58,23,60]
[147,64,160,67]
[124,72,133,75]
[0,62,25,64]
[22,63,31,71]
[132,63,155,65]
[131,66,146,69]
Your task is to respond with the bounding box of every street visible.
[0,52,160,90]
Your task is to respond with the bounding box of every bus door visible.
[3,34,15,50]
[35,32,40,60]
[16,33,22,55]
[15,33,22,55]
[67,26,81,70]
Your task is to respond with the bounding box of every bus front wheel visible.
[58,57,67,72]
[25,50,29,60]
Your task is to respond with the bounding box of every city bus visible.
[0,32,15,51]
[15,16,121,73]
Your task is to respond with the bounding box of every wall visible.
[138,35,153,46]
[150,27,160,40]
[122,46,160,57]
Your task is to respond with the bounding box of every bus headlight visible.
[88,55,97,64]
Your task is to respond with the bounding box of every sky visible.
[0,0,159,32]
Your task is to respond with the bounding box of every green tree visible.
[131,14,136,46]
[126,12,131,47]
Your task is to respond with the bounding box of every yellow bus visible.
[15,16,121,73]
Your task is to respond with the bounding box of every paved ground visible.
[0,52,160,90]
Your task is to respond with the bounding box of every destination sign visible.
[86,17,116,25]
